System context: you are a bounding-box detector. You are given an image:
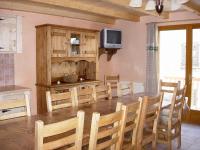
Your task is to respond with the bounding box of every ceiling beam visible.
[101,0,169,19]
[0,0,116,24]
[182,1,200,15]
[27,0,140,21]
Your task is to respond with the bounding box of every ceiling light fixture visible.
[155,0,164,15]
[145,0,156,11]
[129,0,142,7]
[170,0,182,11]
[129,0,190,15]
[179,0,190,4]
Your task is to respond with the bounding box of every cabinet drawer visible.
[0,90,31,115]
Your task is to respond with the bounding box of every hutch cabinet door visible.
[51,28,69,57]
[0,15,22,53]
[81,32,97,57]
[69,31,82,57]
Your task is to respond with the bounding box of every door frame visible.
[158,23,200,124]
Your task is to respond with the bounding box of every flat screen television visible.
[100,28,122,49]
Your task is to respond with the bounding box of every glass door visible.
[190,28,200,123]
[70,32,81,56]
[191,28,200,110]
[159,29,186,88]
[159,24,200,124]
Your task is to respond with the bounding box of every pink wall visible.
[0,8,200,114]
[111,20,147,82]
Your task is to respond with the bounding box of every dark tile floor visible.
[156,123,200,150]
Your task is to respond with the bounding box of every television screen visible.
[100,28,122,49]
[107,30,121,44]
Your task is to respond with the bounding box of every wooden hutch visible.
[36,24,100,113]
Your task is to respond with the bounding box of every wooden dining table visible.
[0,94,169,150]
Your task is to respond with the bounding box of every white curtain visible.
[145,23,159,96]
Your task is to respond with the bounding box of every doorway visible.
[159,24,200,124]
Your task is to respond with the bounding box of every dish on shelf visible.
[62,74,78,83]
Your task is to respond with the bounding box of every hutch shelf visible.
[36,24,100,113]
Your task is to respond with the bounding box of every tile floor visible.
[156,123,200,150]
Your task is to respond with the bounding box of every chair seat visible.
[160,107,179,118]
[158,115,180,129]
[160,107,170,116]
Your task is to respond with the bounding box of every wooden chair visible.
[0,93,31,120]
[157,86,186,150]
[35,110,85,150]
[88,102,124,150]
[119,99,142,150]
[160,80,180,90]
[160,80,180,100]
[137,93,164,150]
[74,86,95,106]
[94,83,112,101]
[46,89,75,112]
[117,81,133,97]
[159,80,180,117]
[104,74,120,90]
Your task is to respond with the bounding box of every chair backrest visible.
[94,83,112,101]
[160,80,180,103]
[160,80,180,93]
[0,93,31,120]
[74,86,95,106]
[169,86,186,125]
[104,74,120,89]
[117,81,133,97]
[35,111,85,150]
[46,89,75,112]
[119,99,142,149]
[137,93,164,148]
[89,102,124,150]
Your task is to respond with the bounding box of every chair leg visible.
[152,140,157,150]
[136,141,142,150]
[167,140,172,150]
[177,135,181,149]
[177,125,181,148]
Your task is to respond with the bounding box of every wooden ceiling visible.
[0,0,199,24]
[182,0,200,15]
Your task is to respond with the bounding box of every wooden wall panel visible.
[36,26,51,86]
